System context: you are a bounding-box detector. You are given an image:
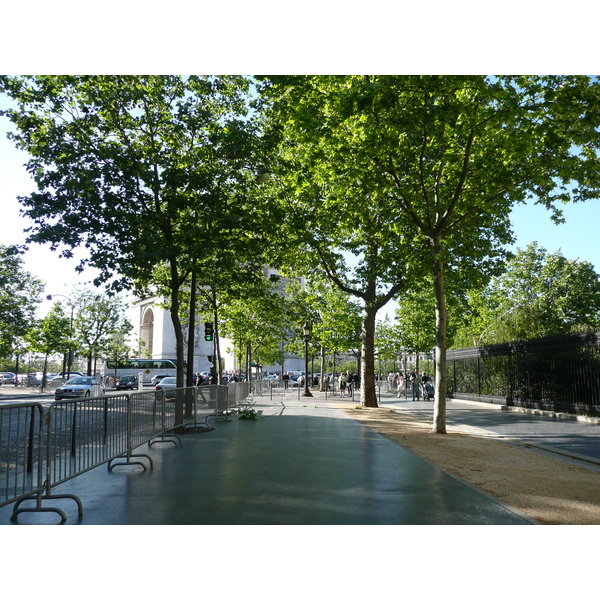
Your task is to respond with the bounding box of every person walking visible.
[421,372,433,400]
[339,372,347,396]
[396,372,404,398]
[411,369,422,401]
[347,372,354,397]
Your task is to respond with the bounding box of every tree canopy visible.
[0,244,43,357]
[454,243,600,346]
[1,76,269,423]
[258,75,600,431]
[3,75,600,436]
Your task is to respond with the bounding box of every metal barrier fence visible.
[1,382,253,523]
[0,402,45,512]
[447,331,600,415]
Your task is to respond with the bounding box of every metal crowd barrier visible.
[190,382,253,427]
[1,382,254,523]
[1,402,45,513]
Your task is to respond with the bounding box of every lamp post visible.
[302,321,313,397]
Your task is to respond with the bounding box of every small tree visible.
[25,304,70,390]
[72,288,133,375]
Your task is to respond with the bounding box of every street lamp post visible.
[302,321,313,398]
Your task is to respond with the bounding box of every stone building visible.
[133,295,218,374]
[131,267,307,376]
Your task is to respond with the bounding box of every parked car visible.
[155,376,177,398]
[54,376,106,400]
[55,371,85,379]
[0,372,16,385]
[116,375,138,390]
[151,374,171,385]
[17,372,42,386]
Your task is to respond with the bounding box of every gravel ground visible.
[340,405,600,525]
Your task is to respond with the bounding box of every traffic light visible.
[204,321,214,342]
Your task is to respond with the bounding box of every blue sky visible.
[508,199,600,268]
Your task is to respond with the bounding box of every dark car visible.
[116,375,138,390]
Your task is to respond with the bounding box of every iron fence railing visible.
[1,382,253,523]
[447,331,600,415]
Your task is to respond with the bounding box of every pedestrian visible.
[422,373,433,400]
[396,372,404,398]
[388,372,395,392]
[347,372,354,397]
[411,369,422,401]
[339,372,347,396]
[283,372,289,390]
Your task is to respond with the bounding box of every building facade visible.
[133,296,218,374]
[132,268,307,377]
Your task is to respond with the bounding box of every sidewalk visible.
[0,384,55,403]
[374,388,600,467]
[0,389,535,525]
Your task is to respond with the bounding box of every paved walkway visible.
[1,387,538,525]
[376,390,600,468]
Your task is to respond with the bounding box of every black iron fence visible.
[447,331,600,415]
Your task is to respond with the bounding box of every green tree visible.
[219,273,291,379]
[0,245,43,358]
[375,316,404,374]
[25,303,70,390]
[456,243,600,345]
[259,75,600,432]
[1,75,265,424]
[71,287,133,375]
[282,276,363,389]
[258,78,410,407]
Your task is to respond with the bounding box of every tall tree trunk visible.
[431,237,448,434]
[320,345,326,391]
[211,289,222,384]
[360,304,378,407]
[186,267,197,389]
[169,265,185,426]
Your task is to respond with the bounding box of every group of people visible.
[337,371,359,397]
[391,370,434,401]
